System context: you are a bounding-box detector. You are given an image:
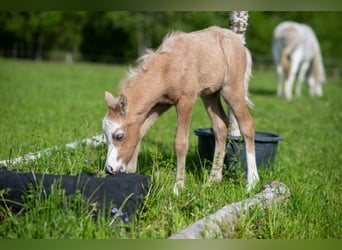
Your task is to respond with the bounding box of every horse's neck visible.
[123,75,164,122]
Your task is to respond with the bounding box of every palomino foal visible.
[103,26,259,194]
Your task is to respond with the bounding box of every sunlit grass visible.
[0,58,127,159]
[0,59,341,238]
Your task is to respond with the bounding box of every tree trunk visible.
[229,11,249,45]
[169,181,290,239]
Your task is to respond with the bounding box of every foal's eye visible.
[114,132,125,141]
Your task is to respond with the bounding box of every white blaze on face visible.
[102,117,126,174]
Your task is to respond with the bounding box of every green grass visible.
[0,58,127,159]
[0,58,341,239]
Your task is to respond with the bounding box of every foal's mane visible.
[119,30,184,91]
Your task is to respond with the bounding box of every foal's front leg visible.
[173,98,194,195]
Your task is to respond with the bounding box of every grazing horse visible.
[272,21,326,100]
[102,26,259,194]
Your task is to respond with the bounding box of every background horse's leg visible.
[201,93,229,183]
[284,49,302,100]
[296,60,310,97]
[276,64,284,97]
[308,75,320,97]
[126,103,171,173]
[173,97,195,195]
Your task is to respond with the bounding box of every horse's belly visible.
[199,85,222,96]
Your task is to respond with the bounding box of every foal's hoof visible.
[246,179,260,193]
[208,172,222,184]
[173,181,184,196]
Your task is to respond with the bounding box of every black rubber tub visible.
[194,128,283,171]
[0,167,150,219]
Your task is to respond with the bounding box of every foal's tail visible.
[244,47,254,108]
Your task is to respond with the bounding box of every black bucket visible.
[194,128,283,171]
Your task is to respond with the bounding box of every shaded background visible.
[0,11,341,76]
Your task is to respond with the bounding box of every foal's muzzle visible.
[106,164,126,174]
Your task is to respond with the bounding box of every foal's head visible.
[102,91,139,174]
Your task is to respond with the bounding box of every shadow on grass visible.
[250,88,276,96]
[136,136,245,186]
[92,135,248,188]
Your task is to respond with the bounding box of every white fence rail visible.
[0,135,106,168]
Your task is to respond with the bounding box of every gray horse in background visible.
[272,21,326,100]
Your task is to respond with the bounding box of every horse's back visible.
[161,26,243,59]
[158,26,248,94]
[272,21,301,58]
[272,21,319,62]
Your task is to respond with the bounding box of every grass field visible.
[0,58,341,239]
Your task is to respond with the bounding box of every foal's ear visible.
[119,94,128,115]
[104,91,117,110]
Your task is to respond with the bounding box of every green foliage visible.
[1,12,341,62]
[0,11,86,59]
[247,11,342,59]
[0,59,341,238]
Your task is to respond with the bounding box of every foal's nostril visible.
[107,166,115,174]
[119,165,125,173]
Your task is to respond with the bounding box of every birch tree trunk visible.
[229,11,249,45]
[169,181,290,239]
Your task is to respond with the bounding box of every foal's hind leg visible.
[222,86,259,192]
[201,93,229,183]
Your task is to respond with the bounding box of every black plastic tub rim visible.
[194,128,283,142]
